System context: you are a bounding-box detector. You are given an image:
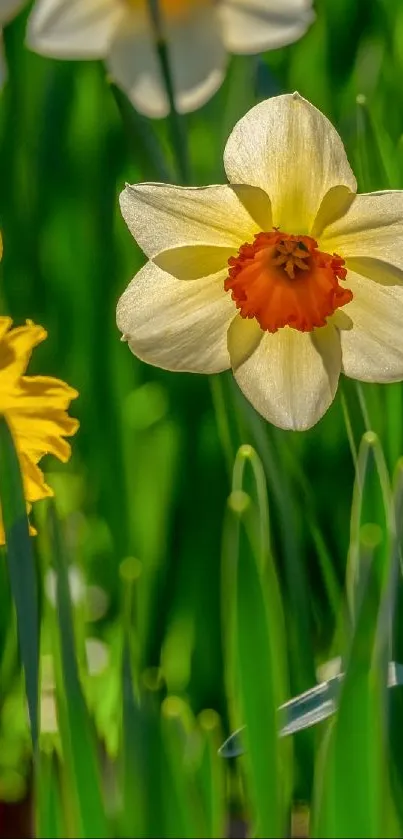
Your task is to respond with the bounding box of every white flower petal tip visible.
[219,0,315,55]
[26,0,124,59]
[116,261,234,375]
[340,272,403,383]
[231,326,342,432]
[224,93,357,233]
[0,0,26,26]
[119,182,271,259]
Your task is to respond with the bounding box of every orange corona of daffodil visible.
[0,316,79,543]
[26,0,314,118]
[116,93,403,431]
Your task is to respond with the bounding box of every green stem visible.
[209,375,235,479]
[148,0,189,184]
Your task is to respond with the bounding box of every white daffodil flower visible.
[116,93,403,431]
[0,0,26,87]
[26,0,315,118]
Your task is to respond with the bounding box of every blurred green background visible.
[2,0,403,836]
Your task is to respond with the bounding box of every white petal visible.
[120,182,271,257]
[219,0,314,54]
[116,260,236,373]
[320,191,403,272]
[0,0,25,25]
[232,324,341,430]
[340,270,403,382]
[166,2,227,115]
[224,93,357,234]
[107,11,167,118]
[27,0,124,58]
[107,3,226,118]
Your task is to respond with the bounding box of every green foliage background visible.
[1,0,403,835]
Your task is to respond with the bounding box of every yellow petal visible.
[311,185,355,238]
[18,375,79,410]
[0,321,47,393]
[224,93,357,234]
[345,258,403,286]
[232,323,341,430]
[27,0,124,58]
[154,245,236,280]
[219,0,314,54]
[339,270,403,382]
[10,414,78,463]
[0,319,78,544]
[117,260,235,373]
[6,376,79,462]
[108,2,226,118]
[120,183,270,257]
[227,314,263,370]
[20,451,53,502]
[320,191,403,272]
[0,317,12,341]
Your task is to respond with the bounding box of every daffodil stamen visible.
[224,230,352,333]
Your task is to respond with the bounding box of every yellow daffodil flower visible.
[117,93,403,431]
[27,0,314,118]
[0,0,27,86]
[0,316,79,542]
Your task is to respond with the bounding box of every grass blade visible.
[0,415,39,749]
[36,751,65,839]
[224,444,291,837]
[47,501,109,839]
[197,709,226,838]
[313,432,397,837]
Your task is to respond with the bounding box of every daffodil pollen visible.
[225,230,353,333]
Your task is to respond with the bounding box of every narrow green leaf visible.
[160,696,205,838]
[120,640,143,838]
[47,502,109,839]
[355,94,394,192]
[386,459,403,832]
[313,433,397,838]
[197,709,226,838]
[36,751,65,839]
[224,445,291,837]
[0,415,39,749]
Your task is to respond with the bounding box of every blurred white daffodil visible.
[116,93,403,431]
[0,0,26,86]
[27,0,315,118]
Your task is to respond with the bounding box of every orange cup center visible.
[224,230,352,333]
